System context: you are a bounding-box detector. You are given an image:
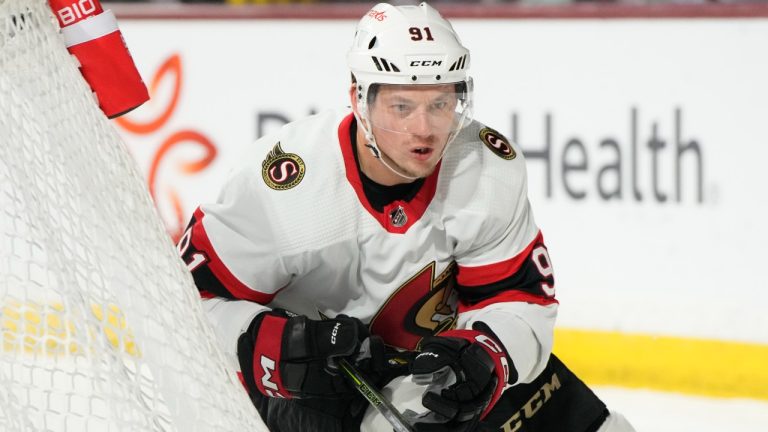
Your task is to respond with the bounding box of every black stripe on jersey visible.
[456,248,555,305]
[190,263,238,300]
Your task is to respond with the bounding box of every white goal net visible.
[0,0,267,430]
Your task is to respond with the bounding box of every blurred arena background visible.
[104,0,768,429]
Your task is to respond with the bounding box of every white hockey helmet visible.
[347,2,471,87]
[347,2,473,179]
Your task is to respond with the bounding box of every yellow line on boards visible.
[554,328,768,401]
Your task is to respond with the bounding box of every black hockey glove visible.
[237,309,370,399]
[406,328,515,432]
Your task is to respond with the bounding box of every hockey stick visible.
[337,357,415,432]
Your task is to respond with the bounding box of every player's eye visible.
[431,101,448,111]
[391,104,412,115]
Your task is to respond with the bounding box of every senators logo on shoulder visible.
[262,142,306,190]
[480,127,516,160]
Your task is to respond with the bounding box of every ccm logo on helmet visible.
[410,60,443,67]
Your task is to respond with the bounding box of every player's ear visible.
[349,83,360,116]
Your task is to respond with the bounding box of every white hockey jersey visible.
[179,110,558,386]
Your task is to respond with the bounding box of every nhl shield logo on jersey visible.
[480,127,516,160]
[389,206,407,227]
[261,142,306,190]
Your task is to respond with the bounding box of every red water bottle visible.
[48,0,149,118]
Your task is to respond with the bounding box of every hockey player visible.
[178,2,635,431]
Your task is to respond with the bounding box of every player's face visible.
[367,84,460,179]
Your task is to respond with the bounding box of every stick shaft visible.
[337,358,415,432]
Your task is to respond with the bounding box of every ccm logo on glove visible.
[474,333,510,385]
[259,355,282,398]
[416,351,440,360]
[331,322,341,344]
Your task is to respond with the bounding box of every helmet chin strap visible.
[365,140,422,182]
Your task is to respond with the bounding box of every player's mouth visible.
[411,147,434,161]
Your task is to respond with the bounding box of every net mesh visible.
[0,1,266,430]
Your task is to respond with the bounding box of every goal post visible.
[0,1,267,430]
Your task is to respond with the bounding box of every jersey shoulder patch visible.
[479,126,516,160]
[261,141,306,190]
[258,110,344,191]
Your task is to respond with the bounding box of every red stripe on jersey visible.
[458,290,558,314]
[192,208,276,304]
[456,231,544,287]
[338,114,440,234]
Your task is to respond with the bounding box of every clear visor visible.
[365,81,472,137]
